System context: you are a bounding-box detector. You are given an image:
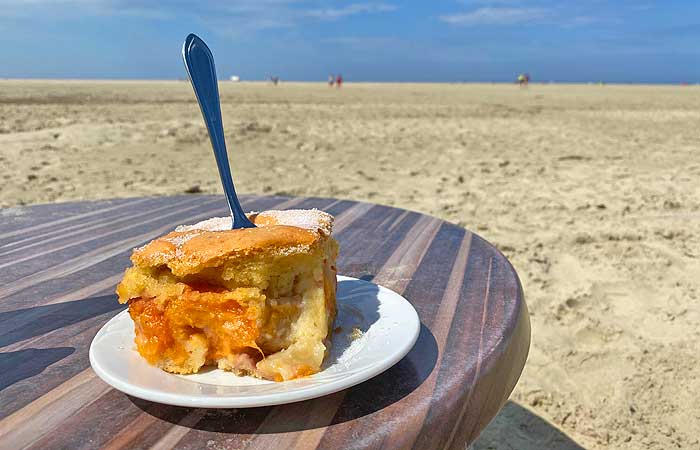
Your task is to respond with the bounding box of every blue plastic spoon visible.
[182,33,255,229]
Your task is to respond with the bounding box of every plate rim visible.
[89,275,420,408]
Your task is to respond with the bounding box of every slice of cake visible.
[115,209,339,382]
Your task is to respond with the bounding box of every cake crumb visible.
[349,327,364,341]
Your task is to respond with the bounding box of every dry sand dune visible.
[1,80,699,449]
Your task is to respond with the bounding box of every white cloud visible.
[0,1,397,30]
[305,3,396,20]
[440,7,551,26]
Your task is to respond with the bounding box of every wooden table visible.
[0,195,530,450]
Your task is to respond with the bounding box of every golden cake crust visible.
[131,209,333,276]
[117,208,338,381]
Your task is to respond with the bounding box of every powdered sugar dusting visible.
[164,231,201,246]
[259,209,333,236]
[176,209,333,236]
[163,231,203,259]
[176,217,231,232]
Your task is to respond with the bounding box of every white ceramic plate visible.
[89,275,420,408]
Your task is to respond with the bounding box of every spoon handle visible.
[182,33,255,229]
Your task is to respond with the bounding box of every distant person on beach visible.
[270,76,279,85]
[328,74,334,86]
[336,74,343,88]
[518,73,530,88]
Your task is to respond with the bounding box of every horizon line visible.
[0,77,698,86]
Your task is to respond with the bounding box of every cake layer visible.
[116,209,338,381]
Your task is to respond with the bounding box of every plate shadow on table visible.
[0,294,124,347]
[130,277,439,433]
[0,347,75,391]
[470,401,587,450]
[0,294,122,392]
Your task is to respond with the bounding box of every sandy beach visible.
[1,80,699,449]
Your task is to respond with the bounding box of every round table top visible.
[0,195,530,450]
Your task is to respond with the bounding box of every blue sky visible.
[2,1,699,83]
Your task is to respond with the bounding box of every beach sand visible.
[1,80,699,449]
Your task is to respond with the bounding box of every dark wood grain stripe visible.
[316,223,469,450]
[385,209,412,232]
[328,223,465,449]
[440,248,528,449]
[0,200,114,235]
[332,202,375,233]
[0,199,227,298]
[0,197,223,282]
[442,256,493,450]
[124,405,273,450]
[43,273,124,306]
[70,394,206,450]
[0,197,184,252]
[148,409,208,450]
[100,410,164,450]
[280,197,342,213]
[0,197,152,241]
[0,369,111,446]
[397,234,474,450]
[0,192,286,264]
[410,237,521,450]
[0,196,202,258]
[241,391,347,450]
[0,253,135,312]
[372,214,443,290]
[26,389,145,450]
[408,236,494,450]
[317,199,358,219]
